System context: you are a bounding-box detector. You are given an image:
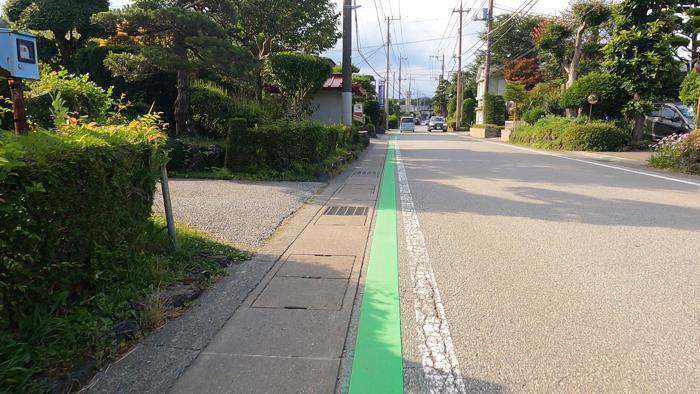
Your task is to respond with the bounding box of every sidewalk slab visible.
[170,354,338,394]
[252,276,348,310]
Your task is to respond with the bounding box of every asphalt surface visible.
[153,179,323,249]
[396,128,700,392]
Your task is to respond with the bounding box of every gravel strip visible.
[153,179,324,249]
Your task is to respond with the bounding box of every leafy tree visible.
[527,80,564,114]
[679,1,700,69]
[603,0,688,139]
[504,81,528,106]
[504,58,541,89]
[352,74,377,102]
[94,0,255,137]
[3,0,108,63]
[333,64,360,73]
[679,71,700,105]
[485,14,544,66]
[432,79,450,116]
[265,52,332,120]
[462,98,476,126]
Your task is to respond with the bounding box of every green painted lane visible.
[349,140,403,394]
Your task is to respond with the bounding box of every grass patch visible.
[0,215,248,392]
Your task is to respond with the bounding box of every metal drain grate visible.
[324,206,369,216]
[353,170,379,176]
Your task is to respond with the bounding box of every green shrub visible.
[679,71,700,106]
[0,118,167,330]
[225,118,248,169]
[523,108,547,124]
[649,131,700,173]
[510,116,628,151]
[561,122,629,151]
[527,80,563,114]
[364,100,381,127]
[462,98,476,126]
[27,68,114,128]
[484,94,506,126]
[560,72,629,119]
[388,114,398,128]
[191,80,268,137]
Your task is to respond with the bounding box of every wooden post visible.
[8,78,28,136]
[695,94,700,131]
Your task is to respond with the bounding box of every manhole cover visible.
[324,206,368,216]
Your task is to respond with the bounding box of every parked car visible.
[414,117,421,126]
[428,116,447,132]
[645,102,695,139]
[399,116,415,133]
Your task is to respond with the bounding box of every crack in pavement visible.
[396,144,467,394]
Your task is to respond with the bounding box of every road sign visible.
[0,29,40,80]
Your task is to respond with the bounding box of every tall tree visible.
[232,0,340,99]
[3,0,108,63]
[485,14,544,66]
[432,79,450,116]
[679,1,700,70]
[603,0,687,139]
[94,0,255,137]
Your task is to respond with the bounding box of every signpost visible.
[0,29,40,135]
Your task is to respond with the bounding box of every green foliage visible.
[27,68,114,128]
[3,0,109,63]
[462,98,476,127]
[333,64,361,73]
[484,94,506,126]
[679,72,700,105]
[560,72,630,118]
[510,116,628,151]
[649,131,700,173]
[527,81,563,114]
[352,74,377,101]
[388,114,398,129]
[523,108,547,124]
[190,80,269,137]
[364,100,381,127]
[486,14,544,66]
[504,81,528,106]
[265,52,332,119]
[224,118,248,169]
[232,0,340,60]
[432,79,450,115]
[223,119,364,178]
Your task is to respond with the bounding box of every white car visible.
[399,116,415,133]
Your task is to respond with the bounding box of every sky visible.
[2,0,570,97]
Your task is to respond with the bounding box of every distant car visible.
[399,116,415,133]
[645,102,695,139]
[428,116,447,132]
[414,117,421,126]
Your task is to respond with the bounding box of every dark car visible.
[645,102,695,139]
[428,116,447,132]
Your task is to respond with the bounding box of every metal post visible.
[8,78,28,136]
[455,1,464,129]
[160,166,178,250]
[342,0,353,126]
[484,0,494,96]
[385,17,391,130]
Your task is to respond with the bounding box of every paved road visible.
[395,132,700,392]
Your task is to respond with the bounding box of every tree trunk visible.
[692,33,698,72]
[631,92,645,141]
[53,29,75,67]
[173,34,191,137]
[566,23,586,89]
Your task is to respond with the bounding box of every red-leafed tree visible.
[505,57,542,90]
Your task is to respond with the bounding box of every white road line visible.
[395,143,466,393]
[459,135,700,188]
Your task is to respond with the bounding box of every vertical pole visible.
[440,55,445,81]
[484,0,494,96]
[385,17,392,130]
[398,58,403,115]
[455,1,465,130]
[695,94,700,131]
[160,166,178,250]
[342,0,353,126]
[8,78,28,136]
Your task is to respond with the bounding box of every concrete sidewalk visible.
[87,138,389,393]
[169,142,388,393]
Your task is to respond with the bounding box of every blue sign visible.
[378,80,385,109]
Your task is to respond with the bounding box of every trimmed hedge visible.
[522,108,547,124]
[190,80,269,137]
[0,119,167,330]
[484,94,506,126]
[224,119,362,174]
[560,72,629,119]
[510,116,629,151]
[462,98,476,126]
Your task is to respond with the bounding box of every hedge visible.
[510,116,628,151]
[560,72,629,119]
[462,98,476,127]
[0,118,167,330]
[224,119,361,173]
[484,94,506,126]
[190,80,269,137]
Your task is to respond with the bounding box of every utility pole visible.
[430,55,445,81]
[341,0,354,125]
[385,16,400,129]
[398,56,407,116]
[483,0,494,96]
[453,1,469,129]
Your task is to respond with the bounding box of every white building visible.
[475,65,506,124]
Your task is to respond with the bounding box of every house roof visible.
[323,73,366,96]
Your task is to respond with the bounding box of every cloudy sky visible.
[4,0,571,97]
